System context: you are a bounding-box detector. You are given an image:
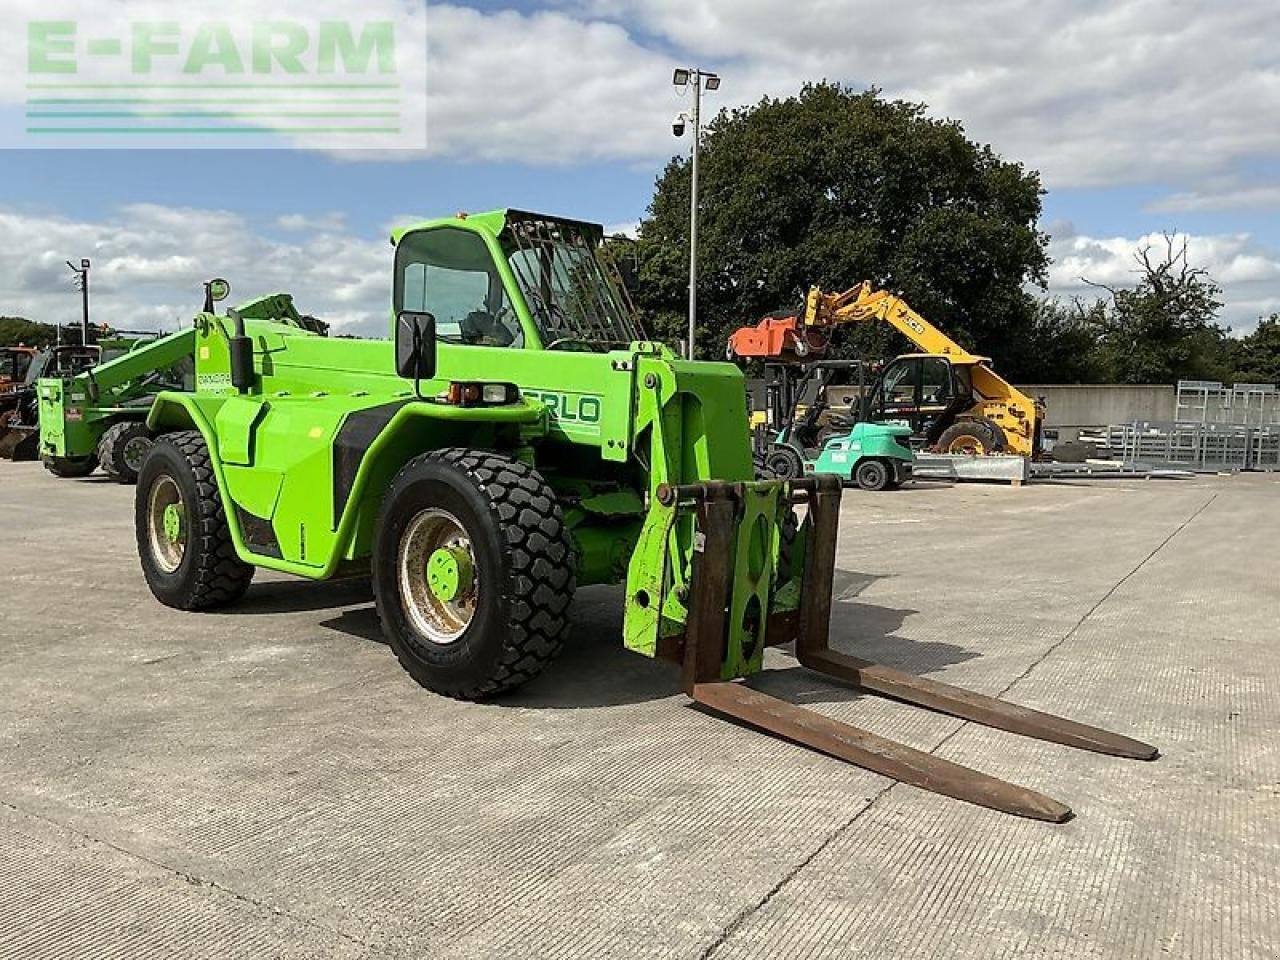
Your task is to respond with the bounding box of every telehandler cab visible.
[134,209,1155,821]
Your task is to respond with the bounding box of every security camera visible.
[672,113,687,137]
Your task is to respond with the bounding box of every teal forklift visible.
[757,360,914,491]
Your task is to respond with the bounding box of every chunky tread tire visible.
[936,420,1000,456]
[374,448,575,701]
[99,420,153,484]
[43,455,97,478]
[136,431,254,611]
[764,445,805,481]
[753,450,778,480]
[975,417,1009,453]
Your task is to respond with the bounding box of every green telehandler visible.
[132,209,1156,821]
[33,281,324,481]
[34,330,194,480]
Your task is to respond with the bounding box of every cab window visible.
[883,361,916,403]
[395,228,524,348]
[920,358,953,405]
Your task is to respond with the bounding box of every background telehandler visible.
[131,209,1155,822]
[1,346,37,394]
[730,282,1046,457]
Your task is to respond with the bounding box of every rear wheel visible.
[135,431,254,610]
[43,455,97,478]
[99,421,154,485]
[936,420,1000,456]
[373,448,575,700]
[854,458,892,492]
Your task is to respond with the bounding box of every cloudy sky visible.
[2,0,1278,337]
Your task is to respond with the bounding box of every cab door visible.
[916,357,958,440]
[868,356,957,438]
[872,358,920,428]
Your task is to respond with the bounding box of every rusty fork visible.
[670,475,1157,824]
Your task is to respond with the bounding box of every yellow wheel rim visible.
[947,434,987,456]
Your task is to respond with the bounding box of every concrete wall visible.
[1017,384,1176,431]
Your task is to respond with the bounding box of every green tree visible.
[0,316,56,347]
[1230,315,1280,384]
[1002,298,1109,384]
[1085,235,1232,384]
[634,83,1049,370]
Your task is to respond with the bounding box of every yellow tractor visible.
[730,283,1045,457]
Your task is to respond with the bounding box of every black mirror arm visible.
[411,322,425,400]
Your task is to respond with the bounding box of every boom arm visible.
[802,283,983,363]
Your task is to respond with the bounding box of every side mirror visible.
[203,277,231,314]
[396,311,438,382]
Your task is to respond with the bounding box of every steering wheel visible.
[543,337,604,352]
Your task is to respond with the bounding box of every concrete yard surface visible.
[1,461,1277,959]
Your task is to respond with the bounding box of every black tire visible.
[135,431,255,611]
[373,448,575,700]
[98,421,154,484]
[976,417,1009,452]
[936,420,1000,456]
[854,458,892,492]
[43,455,97,478]
[764,445,805,481]
[753,450,777,480]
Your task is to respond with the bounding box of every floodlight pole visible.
[687,72,701,361]
[66,258,90,346]
[673,67,718,360]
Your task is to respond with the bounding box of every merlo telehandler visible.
[133,210,1155,821]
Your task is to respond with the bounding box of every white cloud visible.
[1045,226,1280,333]
[276,212,348,232]
[1146,185,1280,214]
[0,204,392,337]
[418,0,1280,196]
[5,1,1274,204]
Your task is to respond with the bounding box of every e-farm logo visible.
[13,3,426,149]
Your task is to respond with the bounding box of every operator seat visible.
[459,310,516,347]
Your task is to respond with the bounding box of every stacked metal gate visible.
[1097,381,1280,472]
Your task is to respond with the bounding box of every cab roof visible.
[389,209,606,246]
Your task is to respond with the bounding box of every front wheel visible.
[99,421,154,484]
[854,458,892,492]
[373,449,576,700]
[936,420,999,456]
[135,432,255,610]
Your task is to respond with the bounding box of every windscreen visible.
[502,214,642,348]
